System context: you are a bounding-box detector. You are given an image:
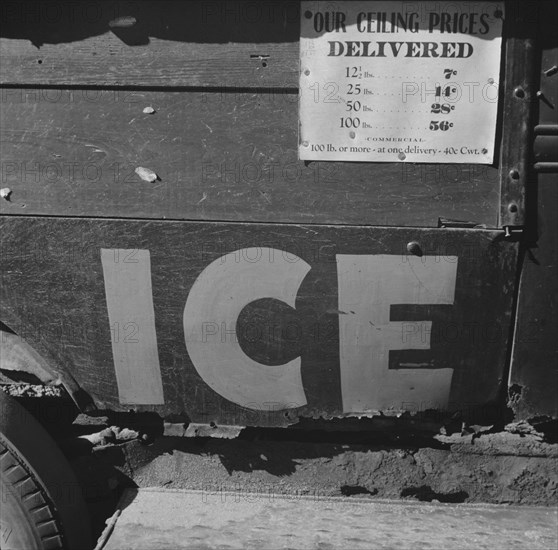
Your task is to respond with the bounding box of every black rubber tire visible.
[0,391,92,550]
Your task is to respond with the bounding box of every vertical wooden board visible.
[508,2,558,420]
[1,217,518,426]
[509,173,558,420]
[498,0,538,227]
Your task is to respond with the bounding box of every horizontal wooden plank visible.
[0,88,499,226]
[0,216,518,424]
[0,0,299,87]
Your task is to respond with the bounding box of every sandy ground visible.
[103,488,558,550]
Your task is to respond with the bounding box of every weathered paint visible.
[184,248,310,411]
[337,254,457,413]
[0,217,519,425]
[1,0,553,425]
[101,249,459,413]
[101,249,164,405]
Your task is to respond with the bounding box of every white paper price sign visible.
[299,1,504,164]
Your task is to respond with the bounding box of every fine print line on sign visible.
[299,1,504,164]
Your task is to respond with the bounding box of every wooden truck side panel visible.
[1,217,518,425]
[2,1,552,425]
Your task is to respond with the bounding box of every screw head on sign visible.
[508,203,518,213]
[406,242,423,257]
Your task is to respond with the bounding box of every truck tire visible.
[0,391,92,550]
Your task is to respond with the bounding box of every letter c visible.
[184,248,310,411]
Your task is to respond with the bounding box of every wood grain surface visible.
[0,1,540,423]
[0,88,500,226]
[0,216,518,424]
[0,0,300,87]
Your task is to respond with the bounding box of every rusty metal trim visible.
[533,135,558,166]
[184,423,244,439]
[163,421,245,439]
[534,124,558,136]
[533,162,558,173]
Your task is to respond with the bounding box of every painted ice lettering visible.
[183,248,310,411]
[337,255,457,412]
[101,249,164,405]
[103,249,458,410]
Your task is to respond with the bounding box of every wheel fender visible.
[0,390,92,549]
